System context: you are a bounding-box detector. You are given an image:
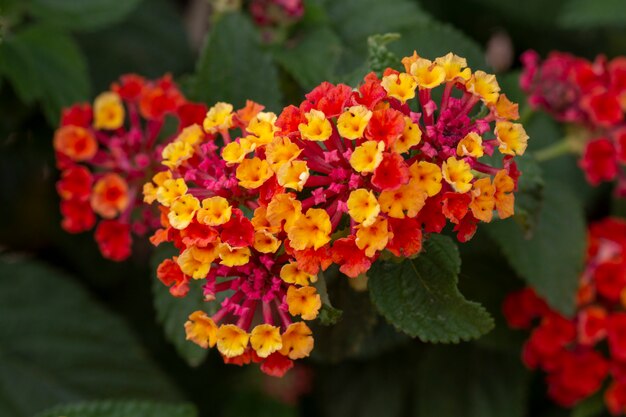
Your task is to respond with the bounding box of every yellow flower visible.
[221,138,256,165]
[177,124,204,146]
[298,109,332,141]
[265,136,302,171]
[280,262,317,286]
[347,188,380,226]
[280,322,314,360]
[197,196,232,226]
[287,208,332,250]
[184,311,217,349]
[246,112,278,145]
[203,102,233,133]
[250,324,283,358]
[277,160,310,191]
[355,216,392,257]
[251,206,281,234]
[266,193,302,231]
[456,132,484,158]
[235,157,273,189]
[469,177,496,222]
[495,94,519,120]
[162,140,193,169]
[409,161,442,196]
[494,170,515,219]
[337,105,372,140]
[378,181,427,218]
[143,171,172,204]
[168,194,200,229]
[216,324,249,358]
[218,243,251,266]
[156,178,187,207]
[442,157,474,193]
[177,244,217,279]
[392,117,422,154]
[253,230,281,254]
[466,71,500,105]
[409,58,446,89]
[286,285,321,320]
[495,121,528,156]
[350,140,384,173]
[435,53,471,81]
[93,91,125,130]
[381,73,418,103]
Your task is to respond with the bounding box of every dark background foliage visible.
[1,0,625,416]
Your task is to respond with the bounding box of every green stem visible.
[518,106,535,126]
[534,139,573,162]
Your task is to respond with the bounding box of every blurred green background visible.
[1,0,625,416]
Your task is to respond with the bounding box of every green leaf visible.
[0,258,180,417]
[558,0,626,29]
[320,0,431,76]
[415,345,529,417]
[194,12,282,111]
[222,391,296,417]
[34,400,197,417]
[486,180,585,316]
[76,0,193,91]
[513,155,545,236]
[150,245,209,367]
[571,392,605,417]
[315,349,414,417]
[369,235,494,343]
[272,27,343,90]
[0,25,90,123]
[28,0,142,31]
[367,33,401,76]
[390,20,485,70]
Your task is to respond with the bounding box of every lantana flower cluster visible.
[53,74,206,260]
[521,51,626,192]
[504,218,626,414]
[145,51,528,376]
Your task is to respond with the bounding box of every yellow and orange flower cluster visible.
[147,51,528,376]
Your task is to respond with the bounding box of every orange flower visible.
[90,173,129,218]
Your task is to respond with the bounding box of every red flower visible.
[260,352,294,377]
[60,199,95,233]
[608,313,626,362]
[177,103,208,128]
[365,108,405,147]
[276,105,305,136]
[577,306,608,346]
[441,192,471,224]
[112,74,146,101]
[594,262,626,302]
[61,103,92,128]
[301,82,351,117]
[502,288,547,329]
[547,349,608,407]
[583,91,623,127]
[580,138,619,185]
[606,380,626,416]
[157,258,190,297]
[56,166,92,201]
[220,209,255,248]
[94,220,132,261]
[386,217,423,257]
[371,152,409,191]
[331,236,372,278]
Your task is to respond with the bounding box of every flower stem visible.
[534,139,573,162]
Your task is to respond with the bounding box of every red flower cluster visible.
[504,218,626,413]
[54,74,206,261]
[521,51,626,190]
[249,0,304,27]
